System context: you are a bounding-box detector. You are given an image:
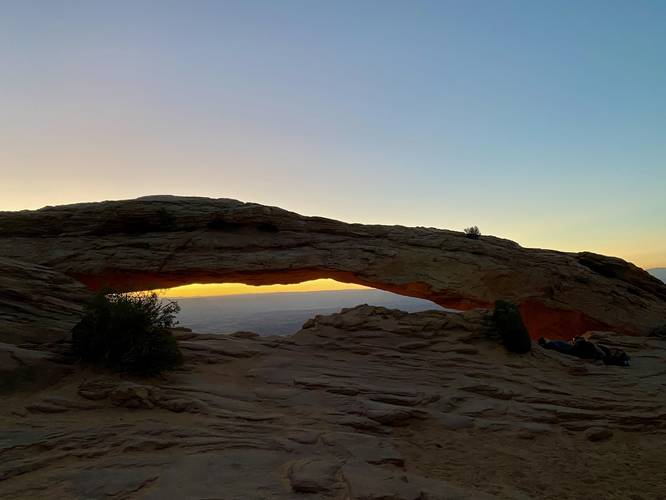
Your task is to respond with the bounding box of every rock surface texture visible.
[2,306,665,499]
[1,195,665,342]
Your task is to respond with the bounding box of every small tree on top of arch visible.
[464,226,481,239]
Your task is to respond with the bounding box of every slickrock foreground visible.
[1,196,665,498]
[2,306,665,499]
[1,196,665,341]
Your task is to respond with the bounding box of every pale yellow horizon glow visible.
[158,278,370,298]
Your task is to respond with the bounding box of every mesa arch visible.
[1,195,665,341]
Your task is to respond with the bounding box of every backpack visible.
[599,345,631,367]
[570,338,605,360]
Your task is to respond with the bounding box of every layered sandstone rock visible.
[0,257,88,344]
[1,195,664,341]
[2,306,665,499]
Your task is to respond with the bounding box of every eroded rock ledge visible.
[1,195,665,341]
[2,305,665,499]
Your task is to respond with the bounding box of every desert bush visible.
[492,300,532,353]
[464,226,481,239]
[72,292,183,376]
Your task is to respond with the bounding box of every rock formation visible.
[1,195,664,343]
[0,257,88,344]
[2,305,665,499]
[2,196,664,498]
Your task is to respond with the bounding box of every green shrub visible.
[72,292,183,376]
[464,226,481,239]
[492,300,532,353]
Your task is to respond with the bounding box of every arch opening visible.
[139,278,446,336]
[72,267,491,311]
[72,268,609,340]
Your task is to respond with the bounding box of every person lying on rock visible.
[538,336,630,367]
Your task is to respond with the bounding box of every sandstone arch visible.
[1,195,665,340]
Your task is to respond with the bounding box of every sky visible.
[1,0,665,272]
[161,279,368,298]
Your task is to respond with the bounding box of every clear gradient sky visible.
[2,1,665,269]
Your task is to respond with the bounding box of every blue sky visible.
[1,1,664,267]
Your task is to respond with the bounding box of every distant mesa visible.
[1,195,665,343]
[648,268,666,283]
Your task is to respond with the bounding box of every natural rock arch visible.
[1,195,665,340]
